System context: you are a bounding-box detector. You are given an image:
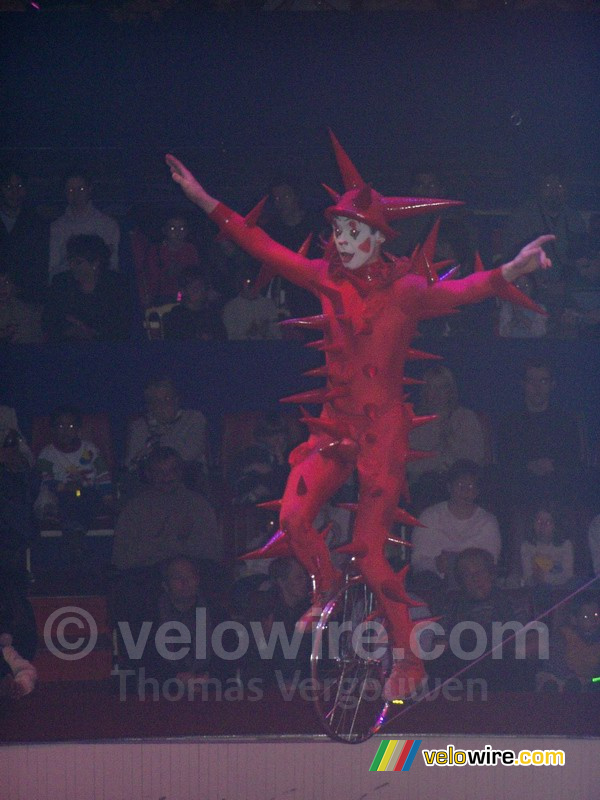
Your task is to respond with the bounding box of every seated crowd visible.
[1,356,599,704]
[1,159,599,344]
[1,153,599,704]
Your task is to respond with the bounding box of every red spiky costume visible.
[209,132,540,698]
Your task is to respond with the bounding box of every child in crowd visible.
[520,501,574,591]
[537,591,600,692]
[162,265,227,341]
[35,406,115,540]
[141,213,201,306]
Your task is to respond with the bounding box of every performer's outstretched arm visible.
[421,235,555,313]
[166,154,325,293]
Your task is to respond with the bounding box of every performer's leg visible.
[352,476,428,699]
[280,446,354,600]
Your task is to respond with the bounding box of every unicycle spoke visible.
[311,578,391,743]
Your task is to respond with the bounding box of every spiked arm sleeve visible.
[414,267,544,317]
[209,203,326,294]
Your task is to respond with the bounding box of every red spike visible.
[473,251,485,272]
[334,541,369,558]
[328,128,366,191]
[300,415,347,439]
[402,377,425,386]
[304,339,344,353]
[319,522,335,540]
[382,196,464,221]
[354,183,372,211]
[280,385,350,405]
[241,529,292,561]
[322,183,341,202]
[317,283,344,313]
[302,366,329,379]
[499,282,547,316]
[392,507,424,528]
[381,565,425,607]
[216,196,268,243]
[298,233,313,258]
[256,499,283,511]
[406,348,443,361]
[244,196,268,227]
[410,413,439,428]
[279,314,332,330]
[249,263,276,298]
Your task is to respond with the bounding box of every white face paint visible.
[332,216,385,271]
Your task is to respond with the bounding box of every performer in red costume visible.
[167,133,553,700]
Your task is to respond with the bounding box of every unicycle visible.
[310,570,392,744]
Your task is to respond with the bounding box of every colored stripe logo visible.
[369,739,422,772]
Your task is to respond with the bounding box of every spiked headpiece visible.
[323,130,462,240]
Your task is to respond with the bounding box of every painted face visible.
[332,216,383,271]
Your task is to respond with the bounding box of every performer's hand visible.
[501,235,555,283]
[165,154,218,214]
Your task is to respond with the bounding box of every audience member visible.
[140,556,213,690]
[0,559,37,699]
[237,557,311,686]
[388,167,478,269]
[0,163,49,305]
[497,359,581,504]
[112,447,220,571]
[411,460,501,593]
[520,501,574,589]
[49,169,120,280]
[222,265,281,340]
[0,267,43,344]
[139,211,201,307]
[561,238,600,338]
[407,365,486,510]
[124,376,208,488]
[35,405,115,543]
[425,547,533,692]
[537,591,600,693]
[228,412,292,505]
[162,265,227,341]
[502,170,586,332]
[0,406,37,575]
[497,273,547,338]
[43,234,130,342]
[0,404,34,470]
[262,177,324,318]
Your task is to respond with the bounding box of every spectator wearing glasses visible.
[411,459,501,596]
[49,169,120,280]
